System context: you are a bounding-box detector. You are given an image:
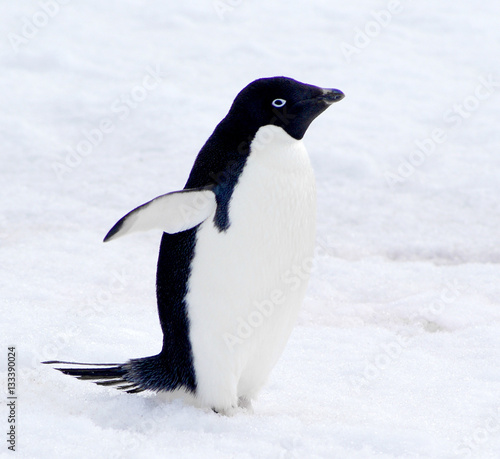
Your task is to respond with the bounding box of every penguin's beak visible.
[317,88,345,105]
[284,85,345,139]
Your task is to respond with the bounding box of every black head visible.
[227,76,344,140]
[185,76,344,230]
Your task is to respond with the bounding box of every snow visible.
[1,0,500,457]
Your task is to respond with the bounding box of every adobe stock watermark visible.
[350,280,463,392]
[109,407,168,459]
[385,74,500,189]
[33,322,82,368]
[455,406,500,457]
[340,0,404,63]
[8,0,70,53]
[109,396,200,459]
[213,0,244,20]
[33,267,130,368]
[76,267,130,319]
[222,237,333,351]
[408,279,463,326]
[51,63,163,181]
[6,347,17,452]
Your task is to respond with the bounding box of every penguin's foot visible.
[211,397,253,416]
[211,405,239,416]
[238,396,254,414]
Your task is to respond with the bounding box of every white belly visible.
[186,126,317,412]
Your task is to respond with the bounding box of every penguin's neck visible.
[233,124,317,235]
[248,125,309,172]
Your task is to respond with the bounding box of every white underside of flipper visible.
[104,188,216,242]
[186,125,317,414]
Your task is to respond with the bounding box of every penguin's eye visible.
[271,98,286,108]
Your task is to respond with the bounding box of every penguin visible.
[44,76,344,415]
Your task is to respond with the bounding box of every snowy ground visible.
[1,1,500,458]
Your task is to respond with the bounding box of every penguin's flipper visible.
[103,187,216,242]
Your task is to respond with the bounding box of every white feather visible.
[186,125,317,414]
[104,188,216,242]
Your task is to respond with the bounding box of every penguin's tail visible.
[43,354,190,394]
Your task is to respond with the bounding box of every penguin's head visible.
[228,76,344,140]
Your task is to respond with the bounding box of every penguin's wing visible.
[103,187,216,242]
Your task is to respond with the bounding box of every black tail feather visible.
[42,353,196,395]
[42,360,145,394]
